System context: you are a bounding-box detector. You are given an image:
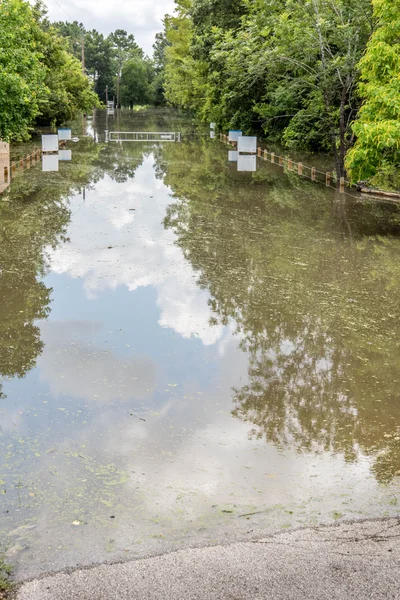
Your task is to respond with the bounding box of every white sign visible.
[228,130,242,142]
[42,154,59,172]
[58,128,72,141]
[228,151,238,162]
[42,134,58,153]
[238,136,257,154]
[59,150,72,161]
[210,122,215,130]
[238,155,257,172]
[210,131,215,139]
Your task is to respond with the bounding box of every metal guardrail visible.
[107,131,180,143]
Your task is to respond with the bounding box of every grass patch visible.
[0,556,14,599]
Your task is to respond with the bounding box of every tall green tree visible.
[54,22,115,101]
[152,28,170,105]
[346,0,400,183]
[0,1,99,140]
[34,11,100,124]
[85,30,115,100]
[164,2,206,113]
[109,29,143,107]
[0,0,47,140]
[120,57,155,106]
[52,19,86,61]
[163,0,373,176]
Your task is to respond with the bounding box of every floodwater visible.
[1,109,400,579]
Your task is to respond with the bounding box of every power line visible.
[48,0,74,21]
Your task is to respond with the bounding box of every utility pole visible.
[116,72,120,109]
[81,35,85,74]
[105,85,108,104]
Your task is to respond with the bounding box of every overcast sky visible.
[44,0,175,55]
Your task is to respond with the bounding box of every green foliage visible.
[152,29,170,105]
[120,58,155,106]
[52,19,85,60]
[36,26,101,124]
[0,1,99,141]
[85,30,115,100]
[153,30,169,73]
[163,0,373,176]
[163,3,207,113]
[54,24,155,107]
[0,555,13,596]
[346,0,400,183]
[0,0,47,140]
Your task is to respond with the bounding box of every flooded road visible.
[1,110,400,579]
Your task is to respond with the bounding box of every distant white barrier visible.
[108,131,180,143]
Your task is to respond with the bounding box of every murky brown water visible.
[1,109,400,579]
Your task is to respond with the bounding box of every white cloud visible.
[44,0,175,54]
[37,321,157,403]
[48,155,225,346]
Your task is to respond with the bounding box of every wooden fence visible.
[4,148,42,184]
[220,133,348,193]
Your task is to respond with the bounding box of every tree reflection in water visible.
[158,138,400,484]
[0,121,150,398]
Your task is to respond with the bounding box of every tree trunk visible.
[337,90,347,179]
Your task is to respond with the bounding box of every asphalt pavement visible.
[17,518,400,600]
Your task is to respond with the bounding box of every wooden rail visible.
[219,133,351,191]
[7,148,42,181]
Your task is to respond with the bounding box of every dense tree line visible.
[54,22,164,109]
[161,0,400,183]
[0,0,165,141]
[346,0,400,183]
[0,0,99,141]
[2,0,399,182]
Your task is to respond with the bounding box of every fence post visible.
[271,152,275,164]
[298,162,303,176]
[326,172,331,187]
[279,156,283,166]
[311,167,316,181]
[257,147,262,157]
[288,158,292,170]
[340,177,345,193]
